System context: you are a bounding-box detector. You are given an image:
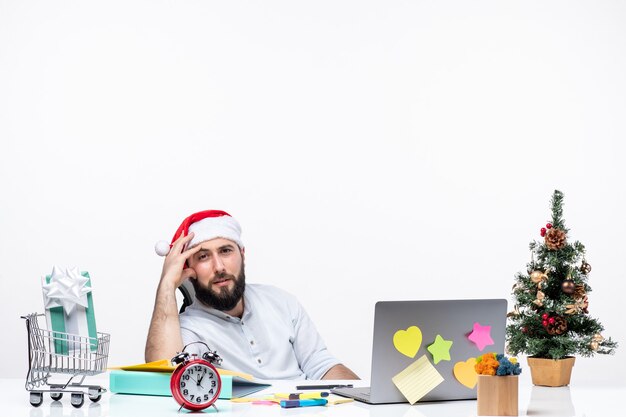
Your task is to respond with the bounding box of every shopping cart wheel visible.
[70,393,84,408]
[29,392,43,407]
[50,392,63,401]
[88,386,103,402]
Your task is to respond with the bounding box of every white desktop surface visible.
[2,372,624,417]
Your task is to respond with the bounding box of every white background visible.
[1,0,624,384]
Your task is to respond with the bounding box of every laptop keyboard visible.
[333,386,371,400]
[357,388,371,398]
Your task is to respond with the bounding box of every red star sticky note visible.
[467,322,494,351]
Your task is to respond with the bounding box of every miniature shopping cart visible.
[22,313,110,408]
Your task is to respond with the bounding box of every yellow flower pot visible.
[527,357,575,387]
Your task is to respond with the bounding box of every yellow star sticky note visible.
[427,335,453,364]
[391,355,444,404]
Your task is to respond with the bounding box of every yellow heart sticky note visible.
[453,358,478,389]
[393,326,423,358]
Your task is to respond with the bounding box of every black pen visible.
[295,384,354,390]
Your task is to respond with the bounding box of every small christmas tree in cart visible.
[506,190,617,386]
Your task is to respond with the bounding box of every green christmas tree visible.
[506,190,617,359]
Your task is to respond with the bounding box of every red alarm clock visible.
[170,342,222,411]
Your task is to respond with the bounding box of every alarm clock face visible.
[172,360,221,410]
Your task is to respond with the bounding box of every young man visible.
[145,210,358,380]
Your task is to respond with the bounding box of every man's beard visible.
[192,267,246,312]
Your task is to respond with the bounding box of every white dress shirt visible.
[179,283,340,380]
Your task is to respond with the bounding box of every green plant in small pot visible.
[506,190,617,387]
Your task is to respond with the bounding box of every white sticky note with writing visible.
[391,354,444,404]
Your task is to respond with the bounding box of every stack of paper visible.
[109,360,270,399]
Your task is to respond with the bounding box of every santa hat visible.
[155,210,243,256]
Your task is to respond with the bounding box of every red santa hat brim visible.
[155,210,243,256]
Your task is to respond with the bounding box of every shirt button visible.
[250,340,255,345]
[257,358,262,364]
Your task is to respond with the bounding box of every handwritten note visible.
[391,355,444,404]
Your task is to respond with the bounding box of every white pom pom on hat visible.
[155,210,243,256]
[154,240,171,256]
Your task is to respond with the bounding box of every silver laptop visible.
[333,299,507,404]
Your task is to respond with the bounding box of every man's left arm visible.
[322,363,360,380]
[289,294,360,380]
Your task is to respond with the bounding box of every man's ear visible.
[240,247,245,260]
[181,266,197,281]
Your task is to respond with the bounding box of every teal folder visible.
[109,370,270,399]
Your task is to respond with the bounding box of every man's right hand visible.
[147,232,202,363]
[159,232,203,290]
